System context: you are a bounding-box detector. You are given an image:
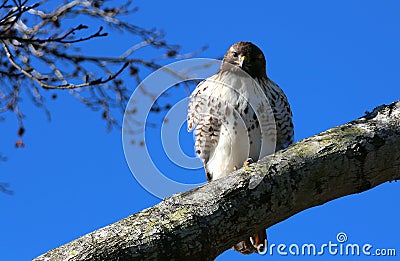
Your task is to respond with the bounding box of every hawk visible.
[187,42,294,254]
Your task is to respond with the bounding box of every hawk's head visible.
[221,42,267,79]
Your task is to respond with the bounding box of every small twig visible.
[2,40,129,89]
[0,182,13,195]
[0,0,205,151]
[0,24,108,44]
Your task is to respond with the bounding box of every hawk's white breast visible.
[188,71,277,180]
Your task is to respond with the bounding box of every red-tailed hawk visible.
[187,42,294,254]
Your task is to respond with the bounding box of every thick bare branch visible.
[33,100,400,260]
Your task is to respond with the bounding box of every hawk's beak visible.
[238,55,246,68]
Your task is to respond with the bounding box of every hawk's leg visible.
[250,229,268,253]
[233,230,268,255]
[232,158,254,172]
[243,157,255,167]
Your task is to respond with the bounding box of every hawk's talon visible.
[243,157,255,167]
[232,238,257,255]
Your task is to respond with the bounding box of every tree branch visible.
[33,100,400,260]
[1,0,206,139]
[1,40,128,89]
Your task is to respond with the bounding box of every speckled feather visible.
[188,42,293,181]
[187,42,294,254]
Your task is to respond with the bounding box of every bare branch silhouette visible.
[0,0,206,135]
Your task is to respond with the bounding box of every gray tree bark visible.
[34,101,400,261]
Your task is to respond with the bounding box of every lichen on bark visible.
[34,101,400,261]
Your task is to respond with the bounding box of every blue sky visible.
[1,1,400,260]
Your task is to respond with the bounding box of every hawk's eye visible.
[232,51,239,58]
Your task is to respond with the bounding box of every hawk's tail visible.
[232,229,267,255]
